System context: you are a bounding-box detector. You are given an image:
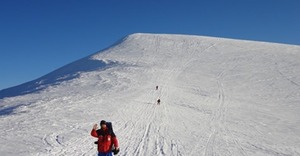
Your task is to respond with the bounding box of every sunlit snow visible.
[0,33,300,156]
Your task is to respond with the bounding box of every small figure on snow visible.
[156,86,158,90]
[157,99,161,105]
[91,120,119,156]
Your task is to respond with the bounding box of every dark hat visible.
[100,120,106,125]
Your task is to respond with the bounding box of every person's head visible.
[100,120,107,129]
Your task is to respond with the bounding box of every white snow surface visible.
[1,33,300,156]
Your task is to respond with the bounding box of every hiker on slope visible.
[91,120,119,156]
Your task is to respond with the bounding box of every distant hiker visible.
[157,99,160,105]
[91,120,119,156]
[156,86,158,90]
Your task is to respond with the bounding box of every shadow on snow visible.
[0,57,118,100]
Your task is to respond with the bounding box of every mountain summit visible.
[1,33,298,99]
[1,33,300,155]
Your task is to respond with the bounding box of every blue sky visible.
[0,0,299,90]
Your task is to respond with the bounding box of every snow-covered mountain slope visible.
[0,33,300,156]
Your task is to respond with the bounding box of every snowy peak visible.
[1,33,299,100]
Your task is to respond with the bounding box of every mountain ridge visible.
[1,33,299,99]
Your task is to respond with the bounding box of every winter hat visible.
[100,120,106,125]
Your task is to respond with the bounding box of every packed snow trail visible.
[1,33,300,156]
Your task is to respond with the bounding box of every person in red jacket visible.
[91,120,119,156]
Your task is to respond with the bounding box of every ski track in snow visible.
[1,33,300,156]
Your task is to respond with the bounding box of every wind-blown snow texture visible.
[0,33,300,156]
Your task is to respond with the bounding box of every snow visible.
[0,33,300,156]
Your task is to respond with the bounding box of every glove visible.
[112,148,120,155]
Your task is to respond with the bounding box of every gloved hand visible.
[112,148,120,155]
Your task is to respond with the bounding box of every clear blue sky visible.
[1,0,299,90]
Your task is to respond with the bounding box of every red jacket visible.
[91,127,119,153]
